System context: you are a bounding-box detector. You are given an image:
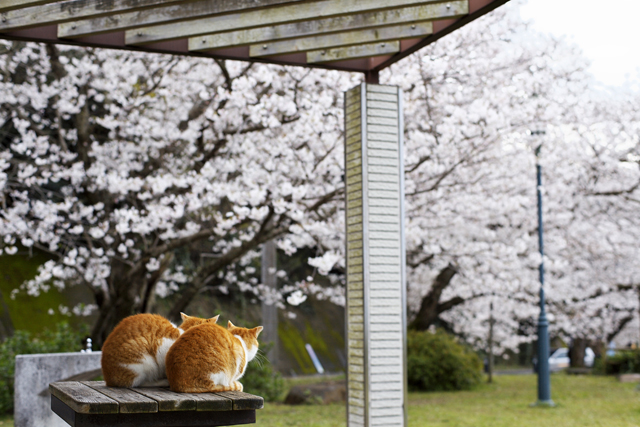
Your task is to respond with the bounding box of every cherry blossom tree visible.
[0,41,355,344]
[1,0,638,354]
[379,1,640,351]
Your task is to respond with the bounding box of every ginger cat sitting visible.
[166,320,263,393]
[101,313,219,387]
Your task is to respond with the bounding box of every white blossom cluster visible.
[1,0,638,350]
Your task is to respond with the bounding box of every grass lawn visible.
[258,374,640,426]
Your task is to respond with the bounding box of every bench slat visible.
[132,387,198,411]
[50,382,119,414]
[179,392,233,411]
[80,381,159,414]
[216,391,264,410]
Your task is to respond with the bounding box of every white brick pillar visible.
[344,83,407,427]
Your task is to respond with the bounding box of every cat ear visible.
[253,326,264,338]
[227,320,235,329]
[209,315,220,323]
[180,312,189,321]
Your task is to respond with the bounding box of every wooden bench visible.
[49,381,263,427]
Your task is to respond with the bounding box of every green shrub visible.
[0,322,88,414]
[603,350,640,375]
[407,329,483,392]
[242,346,285,402]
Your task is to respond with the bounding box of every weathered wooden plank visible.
[347,239,363,249]
[250,22,431,56]
[370,289,402,299]
[349,348,364,357]
[80,381,158,414]
[367,91,398,102]
[0,0,56,13]
[369,215,399,225]
[371,406,403,415]
[367,115,398,126]
[369,238,400,247]
[368,131,400,142]
[214,391,264,410]
[349,338,364,348]
[178,392,233,411]
[307,41,399,63]
[367,84,398,94]
[368,108,399,118]
[370,323,402,332]
[371,331,402,340]
[133,388,197,411]
[346,165,362,178]
[370,282,401,291]
[371,357,403,366]
[370,303,402,313]
[369,266,400,275]
[370,381,403,391]
[350,389,365,399]
[1,0,183,31]
[368,157,400,168]
[350,404,365,414]
[366,100,399,111]
[368,141,399,151]
[368,149,399,159]
[350,314,364,323]
[370,298,401,307]
[368,221,400,232]
[58,0,297,38]
[370,364,403,374]
[192,1,466,50]
[348,305,364,315]
[368,124,399,135]
[346,189,362,201]
[370,390,404,399]
[367,167,400,178]
[348,263,363,273]
[49,382,119,414]
[125,0,449,45]
[347,215,363,226]
[347,272,363,282]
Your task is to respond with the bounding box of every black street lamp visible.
[532,130,555,407]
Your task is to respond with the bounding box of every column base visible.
[530,400,556,408]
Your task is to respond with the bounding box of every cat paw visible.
[232,381,243,392]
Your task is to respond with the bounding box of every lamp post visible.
[532,131,555,407]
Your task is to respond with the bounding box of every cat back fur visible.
[101,313,218,387]
[166,320,263,393]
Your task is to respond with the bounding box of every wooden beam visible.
[0,0,57,13]
[373,0,510,71]
[307,41,399,63]
[125,0,450,45]
[0,0,187,31]
[57,0,303,38]
[190,1,467,52]
[249,22,432,57]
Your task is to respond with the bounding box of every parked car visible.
[534,347,595,372]
[548,347,595,371]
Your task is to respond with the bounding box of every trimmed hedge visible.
[407,329,483,392]
[603,350,640,375]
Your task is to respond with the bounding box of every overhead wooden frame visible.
[0,0,510,77]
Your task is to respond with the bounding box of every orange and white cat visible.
[166,320,263,393]
[101,313,219,387]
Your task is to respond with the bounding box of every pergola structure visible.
[0,1,509,426]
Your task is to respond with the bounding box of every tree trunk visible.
[569,337,587,368]
[90,261,146,347]
[409,263,458,331]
